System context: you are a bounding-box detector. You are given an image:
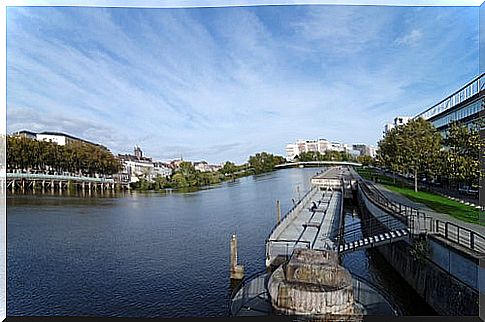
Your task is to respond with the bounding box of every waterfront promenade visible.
[370,181,485,236]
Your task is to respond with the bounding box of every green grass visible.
[383,184,480,225]
[355,167,481,226]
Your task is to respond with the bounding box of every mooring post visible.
[277,200,281,224]
[230,234,244,280]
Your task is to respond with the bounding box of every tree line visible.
[377,117,480,192]
[7,136,122,176]
[133,152,287,190]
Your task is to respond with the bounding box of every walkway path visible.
[371,182,485,236]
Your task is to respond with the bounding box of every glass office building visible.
[415,73,484,134]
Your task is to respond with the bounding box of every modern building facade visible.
[414,73,484,135]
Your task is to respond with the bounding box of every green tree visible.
[377,118,442,192]
[221,161,237,175]
[443,121,480,189]
[248,152,284,174]
[357,155,374,166]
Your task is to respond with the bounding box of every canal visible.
[7,167,434,317]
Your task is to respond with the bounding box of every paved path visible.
[372,182,485,236]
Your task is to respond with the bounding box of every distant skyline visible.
[7,5,478,164]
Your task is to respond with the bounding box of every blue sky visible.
[6,5,479,164]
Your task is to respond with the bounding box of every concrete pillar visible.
[12,179,15,193]
[21,179,25,193]
[51,180,55,192]
[230,234,244,280]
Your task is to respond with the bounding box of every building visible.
[414,73,484,135]
[383,116,412,135]
[193,161,222,172]
[153,161,172,178]
[118,146,172,184]
[349,144,375,158]
[285,143,299,161]
[12,130,107,149]
[12,130,37,139]
[285,138,375,160]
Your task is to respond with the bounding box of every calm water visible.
[7,168,434,317]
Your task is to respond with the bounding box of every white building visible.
[286,138,376,160]
[317,139,330,152]
[193,161,222,172]
[13,130,105,149]
[383,116,412,135]
[118,147,172,184]
[285,143,299,161]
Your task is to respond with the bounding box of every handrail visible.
[6,172,114,183]
[265,185,317,241]
[228,269,269,316]
[229,267,402,317]
[356,175,485,253]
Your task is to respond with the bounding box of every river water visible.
[7,168,435,317]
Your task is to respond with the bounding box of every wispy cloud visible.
[6,6,478,163]
[395,29,423,46]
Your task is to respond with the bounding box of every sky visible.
[6,5,479,164]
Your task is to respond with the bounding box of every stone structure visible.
[267,249,363,319]
[230,234,244,280]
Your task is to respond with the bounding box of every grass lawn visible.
[383,184,480,226]
[355,167,481,226]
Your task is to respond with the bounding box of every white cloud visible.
[6,6,479,163]
[394,29,423,46]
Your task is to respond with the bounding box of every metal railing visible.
[6,172,114,183]
[266,239,311,264]
[229,269,270,316]
[265,186,317,241]
[229,268,402,317]
[357,177,485,254]
[351,273,401,316]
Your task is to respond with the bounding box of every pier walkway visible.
[265,167,346,267]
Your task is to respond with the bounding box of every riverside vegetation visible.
[6,135,288,191]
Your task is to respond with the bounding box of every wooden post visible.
[277,200,281,225]
[230,234,244,280]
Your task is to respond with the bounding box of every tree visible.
[248,152,284,174]
[357,155,374,166]
[442,121,480,189]
[6,135,122,176]
[221,161,237,175]
[377,118,442,192]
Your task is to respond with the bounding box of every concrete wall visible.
[357,186,479,315]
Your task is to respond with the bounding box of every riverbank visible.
[355,167,480,225]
